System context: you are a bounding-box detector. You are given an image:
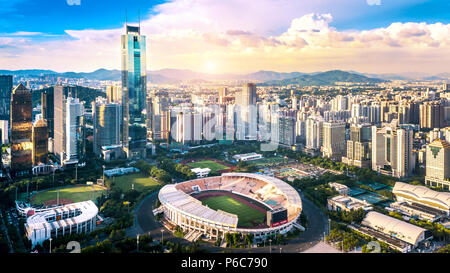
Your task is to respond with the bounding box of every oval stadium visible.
[158,173,302,241]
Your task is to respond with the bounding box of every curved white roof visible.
[159,184,238,227]
[159,173,302,229]
[393,182,450,211]
[26,200,98,232]
[221,173,302,209]
[363,211,426,245]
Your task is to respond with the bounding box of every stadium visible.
[158,173,302,242]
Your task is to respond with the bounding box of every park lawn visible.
[201,195,266,227]
[187,160,230,173]
[108,173,161,192]
[31,185,106,205]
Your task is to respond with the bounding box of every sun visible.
[205,61,217,73]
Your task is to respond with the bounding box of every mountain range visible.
[1,68,449,85]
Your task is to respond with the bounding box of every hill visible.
[260,70,386,86]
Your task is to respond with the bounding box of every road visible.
[0,210,14,253]
[130,189,329,253]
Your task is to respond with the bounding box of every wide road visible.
[129,189,329,253]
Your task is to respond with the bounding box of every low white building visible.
[329,182,350,195]
[25,200,99,247]
[191,167,210,178]
[233,152,263,162]
[361,211,431,247]
[327,195,373,212]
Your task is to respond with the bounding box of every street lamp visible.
[161,229,164,244]
[49,238,52,254]
[137,234,140,253]
[269,239,272,254]
[102,165,105,183]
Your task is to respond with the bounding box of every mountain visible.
[261,70,386,86]
[4,68,447,84]
[0,69,57,76]
[240,70,305,81]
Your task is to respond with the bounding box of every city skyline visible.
[1,0,450,74]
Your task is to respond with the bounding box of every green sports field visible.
[187,160,230,173]
[31,185,107,205]
[107,173,161,192]
[201,195,266,227]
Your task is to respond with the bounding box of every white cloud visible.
[1,1,449,75]
[66,0,80,6]
[367,0,381,6]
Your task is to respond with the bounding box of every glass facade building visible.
[10,83,32,176]
[0,75,13,121]
[121,25,147,160]
[32,119,48,165]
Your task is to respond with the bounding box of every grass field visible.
[201,195,265,227]
[108,173,161,192]
[31,185,106,205]
[187,160,230,173]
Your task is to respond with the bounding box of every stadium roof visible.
[221,173,302,209]
[26,200,98,232]
[362,211,427,246]
[159,184,238,227]
[393,182,450,211]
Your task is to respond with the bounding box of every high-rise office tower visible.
[121,24,147,160]
[0,75,13,121]
[321,121,346,160]
[342,124,372,168]
[236,83,257,140]
[10,83,32,176]
[65,97,84,164]
[54,85,75,162]
[32,119,48,165]
[41,87,54,138]
[425,139,450,190]
[371,122,414,178]
[92,98,121,156]
[106,85,122,103]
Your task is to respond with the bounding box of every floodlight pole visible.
[137,234,139,253]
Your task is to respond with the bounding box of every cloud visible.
[66,0,80,6]
[1,0,450,75]
[367,0,381,6]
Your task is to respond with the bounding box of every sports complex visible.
[157,173,302,242]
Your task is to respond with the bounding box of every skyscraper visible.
[0,75,13,121]
[32,119,48,165]
[41,87,54,138]
[321,121,346,160]
[106,85,122,103]
[121,24,147,160]
[65,97,84,164]
[306,115,324,151]
[10,83,32,176]
[342,124,372,168]
[371,121,414,178]
[236,83,257,140]
[425,139,450,190]
[92,98,121,156]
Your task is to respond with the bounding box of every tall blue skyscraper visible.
[121,24,147,160]
[0,75,13,121]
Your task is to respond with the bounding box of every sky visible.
[0,0,450,75]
